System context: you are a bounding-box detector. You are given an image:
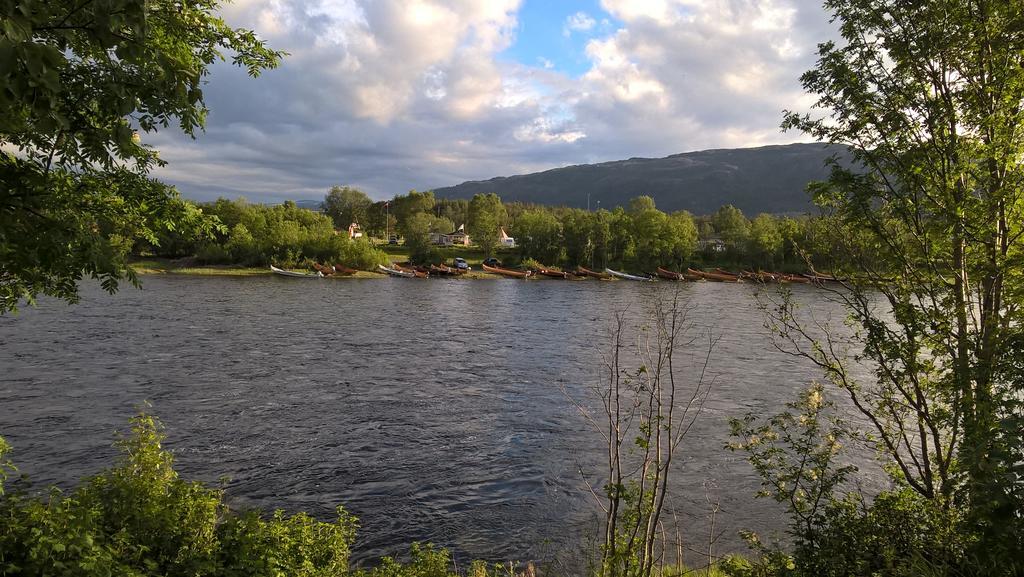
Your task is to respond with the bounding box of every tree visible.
[747,214,783,268]
[563,209,595,267]
[392,190,435,238]
[322,186,372,231]
[628,195,657,214]
[0,0,283,313]
[467,193,505,256]
[402,213,452,262]
[514,209,562,264]
[775,0,1024,566]
[435,198,469,229]
[365,201,396,240]
[591,209,612,269]
[667,211,699,264]
[711,205,750,254]
[569,295,714,577]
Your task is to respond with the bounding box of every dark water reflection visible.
[0,276,883,570]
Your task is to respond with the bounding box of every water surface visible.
[0,276,880,570]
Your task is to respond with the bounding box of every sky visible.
[147,0,839,203]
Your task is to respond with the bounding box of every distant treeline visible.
[141,187,846,272]
[142,197,389,269]
[321,186,845,271]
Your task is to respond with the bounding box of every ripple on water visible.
[0,276,886,568]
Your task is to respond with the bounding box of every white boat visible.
[377,264,417,278]
[270,265,322,278]
[605,268,654,281]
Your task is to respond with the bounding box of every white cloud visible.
[563,11,597,36]
[147,0,838,202]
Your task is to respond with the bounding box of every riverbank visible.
[129,257,497,279]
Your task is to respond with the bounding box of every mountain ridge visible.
[430,142,848,215]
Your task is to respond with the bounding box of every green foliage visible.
[468,193,506,256]
[392,191,437,238]
[519,257,544,271]
[727,387,974,577]
[323,186,373,231]
[774,0,1024,572]
[0,437,14,496]
[561,209,595,267]
[728,384,855,543]
[157,198,388,269]
[402,213,453,264]
[746,215,783,268]
[435,199,469,231]
[712,206,750,256]
[0,414,355,576]
[0,0,282,312]
[514,210,563,265]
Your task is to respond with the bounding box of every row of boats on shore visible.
[271,262,842,284]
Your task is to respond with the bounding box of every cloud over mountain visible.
[148,0,839,203]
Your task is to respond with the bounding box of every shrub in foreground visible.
[0,414,355,577]
[0,416,542,577]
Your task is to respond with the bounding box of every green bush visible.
[519,258,544,271]
[195,242,233,265]
[0,414,357,576]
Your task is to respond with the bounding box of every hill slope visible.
[431,143,848,215]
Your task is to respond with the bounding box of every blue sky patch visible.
[499,0,614,77]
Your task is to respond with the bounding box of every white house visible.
[434,224,471,246]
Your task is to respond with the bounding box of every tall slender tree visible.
[779,0,1024,561]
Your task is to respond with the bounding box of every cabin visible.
[499,227,516,248]
[434,225,471,246]
[698,236,726,253]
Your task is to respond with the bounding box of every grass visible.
[129,258,269,276]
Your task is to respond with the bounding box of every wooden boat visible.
[429,264,464,277]
[536,268,571,279]
[778,273,811,284]
[605,268,654,281]
[333,264,358,276]
[573,267,611,279]
[393,264,428,278]
[270,265,322,278]
[482,263,532,278]
[656,267,700,281]
[714,268,743,280]
[429,264,454,276]
[741,270,780,283]
[801,272,843,283]
[312,262,335,275]
[687,268,741,282]
[377,264,417,278]
[807,268,845,282]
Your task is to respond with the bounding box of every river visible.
[0,275,883,571]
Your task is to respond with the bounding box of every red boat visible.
[429,264,461,277]
[536,268,571,279]
[573,266,611,279]
[332,264,358,276]
[394,264,429,278]
[741,270,780,283]
[778,273,810,284]
[482,263,532,278]
[313,263,335,275]
[687,268,742,282]
[656,267,701,281]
